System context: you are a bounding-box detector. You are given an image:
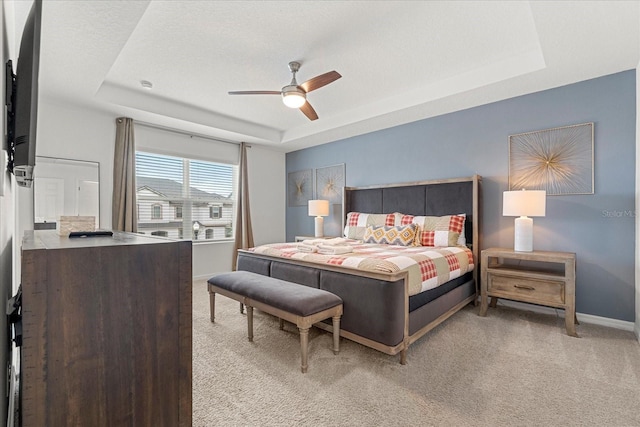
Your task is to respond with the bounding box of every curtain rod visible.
[134,120,248,147]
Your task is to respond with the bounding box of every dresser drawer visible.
[487,273,565,306]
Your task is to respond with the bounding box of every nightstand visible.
[479,248,578,337]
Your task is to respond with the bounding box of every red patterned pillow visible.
[343,212,402,240]
[410,214,466,247]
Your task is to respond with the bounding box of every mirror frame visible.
[33,156,101,229]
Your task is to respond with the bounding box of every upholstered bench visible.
[207,271,343,373]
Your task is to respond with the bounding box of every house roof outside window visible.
[137,176,231,202]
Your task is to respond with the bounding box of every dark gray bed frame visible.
[237,175,481,364]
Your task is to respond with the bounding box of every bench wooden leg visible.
[239,302,244,314]
[332,315,341,355]
[279,318,285,330]
[299,327,310,373]
[247,305,254,342]
[209,292,215,323]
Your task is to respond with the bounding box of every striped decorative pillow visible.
[363,224,418,246]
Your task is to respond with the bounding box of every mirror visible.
[34,156,100,230]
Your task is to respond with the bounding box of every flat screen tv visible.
[5,0,42,188]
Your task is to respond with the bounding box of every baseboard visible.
[194,274,215,281]
[496,300,635,332]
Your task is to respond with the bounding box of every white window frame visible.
[151,203,162,220]
[209,205,221,219]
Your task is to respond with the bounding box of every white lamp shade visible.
[308,200,329,217]
[503,190,546,217]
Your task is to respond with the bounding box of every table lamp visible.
[503,189,546,252]
[308,200,329,237]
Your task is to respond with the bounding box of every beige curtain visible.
[232,142,254,270]
[112,117,138,232]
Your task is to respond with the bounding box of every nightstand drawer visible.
[488,274,565,306]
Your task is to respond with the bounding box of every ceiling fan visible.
[228,61,341,121]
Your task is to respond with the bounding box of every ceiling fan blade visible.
[300,71,341,93]
[228,90,282,95]
[300,102,318,121]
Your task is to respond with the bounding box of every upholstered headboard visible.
[343,175,481,253]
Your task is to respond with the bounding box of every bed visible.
[237,175,481,363]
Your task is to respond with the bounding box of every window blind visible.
[135,150,237,241]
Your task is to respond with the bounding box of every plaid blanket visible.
[249,241,474,296]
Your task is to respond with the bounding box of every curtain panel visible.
[112,117,138,232]
[232,142,254,270]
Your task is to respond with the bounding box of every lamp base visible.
[314,216,324,238]
[514,216,533,252]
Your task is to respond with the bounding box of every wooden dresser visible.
[20,230,192,426]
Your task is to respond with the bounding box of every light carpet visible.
[192,279,640,426]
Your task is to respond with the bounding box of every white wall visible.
[37,99,115,227]
[191,144,286,279]
[245,144,286,246]
[2,0,15,423]
[636,57,640,340]
[36,99,286,279]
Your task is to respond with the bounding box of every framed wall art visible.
[509,122,594,195]
[315,163,345,204]
[287,169,313,207]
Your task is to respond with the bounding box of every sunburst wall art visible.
[509,122,594,195]
[287,169,313,207]
[315,163,345,204]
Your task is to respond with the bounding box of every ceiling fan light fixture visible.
[229,62,340,120]
[282,85,306,108]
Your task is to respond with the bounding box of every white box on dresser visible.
[57,215,96,236]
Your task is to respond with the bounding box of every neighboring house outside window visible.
[135,151,236,241]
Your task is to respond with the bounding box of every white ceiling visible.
[17,1,640,152]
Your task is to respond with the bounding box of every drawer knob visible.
[514,284,535,290]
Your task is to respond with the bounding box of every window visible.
[151,204,162,219]
[135,151,236,241]
[209,206,221,219]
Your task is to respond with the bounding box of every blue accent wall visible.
[286,70,636,322]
